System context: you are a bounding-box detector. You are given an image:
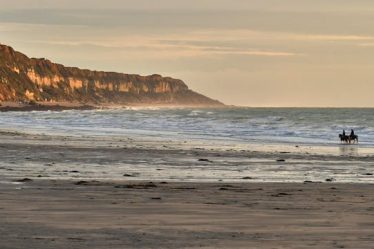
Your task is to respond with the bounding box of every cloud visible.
[287,34,374,42]
[5,21,372,61]
[18,28,302,58]
[192,29,374,43]
[5,21,374,44]
[357,43,374,47]
[29,39,300,58]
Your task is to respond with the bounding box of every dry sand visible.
[0,132,373,248]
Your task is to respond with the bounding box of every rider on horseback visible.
[350,129,355,137]
[339,129,358,144]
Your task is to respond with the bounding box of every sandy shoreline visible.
[0,132,373,248]
[0,101,227,112]
[0,101,96,112]
[0,179,373,249]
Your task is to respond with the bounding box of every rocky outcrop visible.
[0,44,223,106]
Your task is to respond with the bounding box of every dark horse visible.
[339,134,359,144]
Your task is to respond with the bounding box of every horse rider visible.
[350,129,355,138]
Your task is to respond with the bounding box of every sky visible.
[1,0,374,107]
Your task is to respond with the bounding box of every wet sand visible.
[0,132,373,248]
[0,180,373,249]
[1,131,374,183]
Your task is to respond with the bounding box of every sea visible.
[1,107,374,148]
[1,107,374,183]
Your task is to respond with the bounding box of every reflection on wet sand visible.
[0,132,373,183]
[339,145,359,157]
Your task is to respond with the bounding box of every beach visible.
[2,0,374,247]
[1,180,373,248]
[0,131,373,248]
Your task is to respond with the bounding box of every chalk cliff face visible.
[0,44,223,106]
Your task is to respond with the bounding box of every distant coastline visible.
[0,101,227,112]
[0,102,94,112]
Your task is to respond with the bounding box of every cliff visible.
[0,44,223,107]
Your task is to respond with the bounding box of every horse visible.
[339,134,349,143]
[339,134,358,144]
[349,134,359,144]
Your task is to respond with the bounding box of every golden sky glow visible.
[1,0,374,106]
